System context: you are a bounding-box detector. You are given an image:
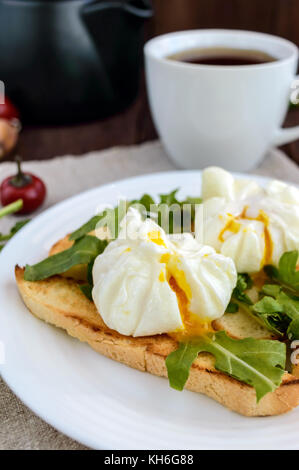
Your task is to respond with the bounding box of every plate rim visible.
[1,168,298,450]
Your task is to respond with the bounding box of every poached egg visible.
[196,167,299,273]
[92,208,237,338]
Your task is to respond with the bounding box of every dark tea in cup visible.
[168,47,276,66]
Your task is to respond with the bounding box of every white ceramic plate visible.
[0,170,298,450]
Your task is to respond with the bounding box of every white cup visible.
[144,29,299,171]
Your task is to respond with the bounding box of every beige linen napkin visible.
[0,141,298,450]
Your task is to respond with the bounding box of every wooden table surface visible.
[4,77,299,166]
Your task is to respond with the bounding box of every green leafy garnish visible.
[253,296,284,314]
[225,301,239,313]
[265,250,299,294]
[225,252,299,338]
[233,274,253,305]
[79,284,93,301]
[79,261,96,301]
[24,236,107,281]
[166,331,286,402]
[69,214,105,241]
[252,295,289,337]
[159,189,180,206]
[226,273,253,313]
[130,194,155,212]
[0,219,30,242]
[252,290,299,340]
[250,249,299,339]
[166,341,202,391]
[0,200,30,252]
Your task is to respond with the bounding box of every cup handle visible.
[272,75,299,146]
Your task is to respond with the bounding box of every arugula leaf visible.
[226,274,253,312]
[265,250,299,293]
[226,253,299,338]
[226,301,239,313]
[0,202,30,253]
[262,284,281,298]
[0,219,30,242]
[130,194,155,213]
[159,189,180,205]
[252,285,299,339]
[166,331,286,401]
[288,319,299,340]
[234,274,253,305]
[277,291,299,340]
[80,261,96,301]
[69,214,106,241]
[80,284,93,301]
[252,295,288,336]
[166,342,201,391]
[24,236,107,281]
[253,296,284,314]
[277,251,299,291]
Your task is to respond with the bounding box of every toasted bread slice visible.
[213,311,277,340]
[15,266,299,416]
[293,365,299,378]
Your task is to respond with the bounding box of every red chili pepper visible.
[0,157,46,214]
[0,96,20,120]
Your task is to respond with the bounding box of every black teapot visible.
[0,0,153,124]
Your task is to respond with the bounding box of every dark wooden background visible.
[13,0,299,165]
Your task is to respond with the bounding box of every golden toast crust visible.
[15,266,299,417]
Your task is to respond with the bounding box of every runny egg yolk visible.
[147,230,167,247]
[148,229,213,339]
[158,253,213,340]
[218,207,273,268]
[168,277,213,341]
[218,217,241,242]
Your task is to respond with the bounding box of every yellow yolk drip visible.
[147,230,167,247]
[218,217,241,242]
[158,243,213,340]
[159,253,212,339]
[241,208,273,268]
[168,277,213,341]
[219,207,273,269]
[160,253,170,264]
